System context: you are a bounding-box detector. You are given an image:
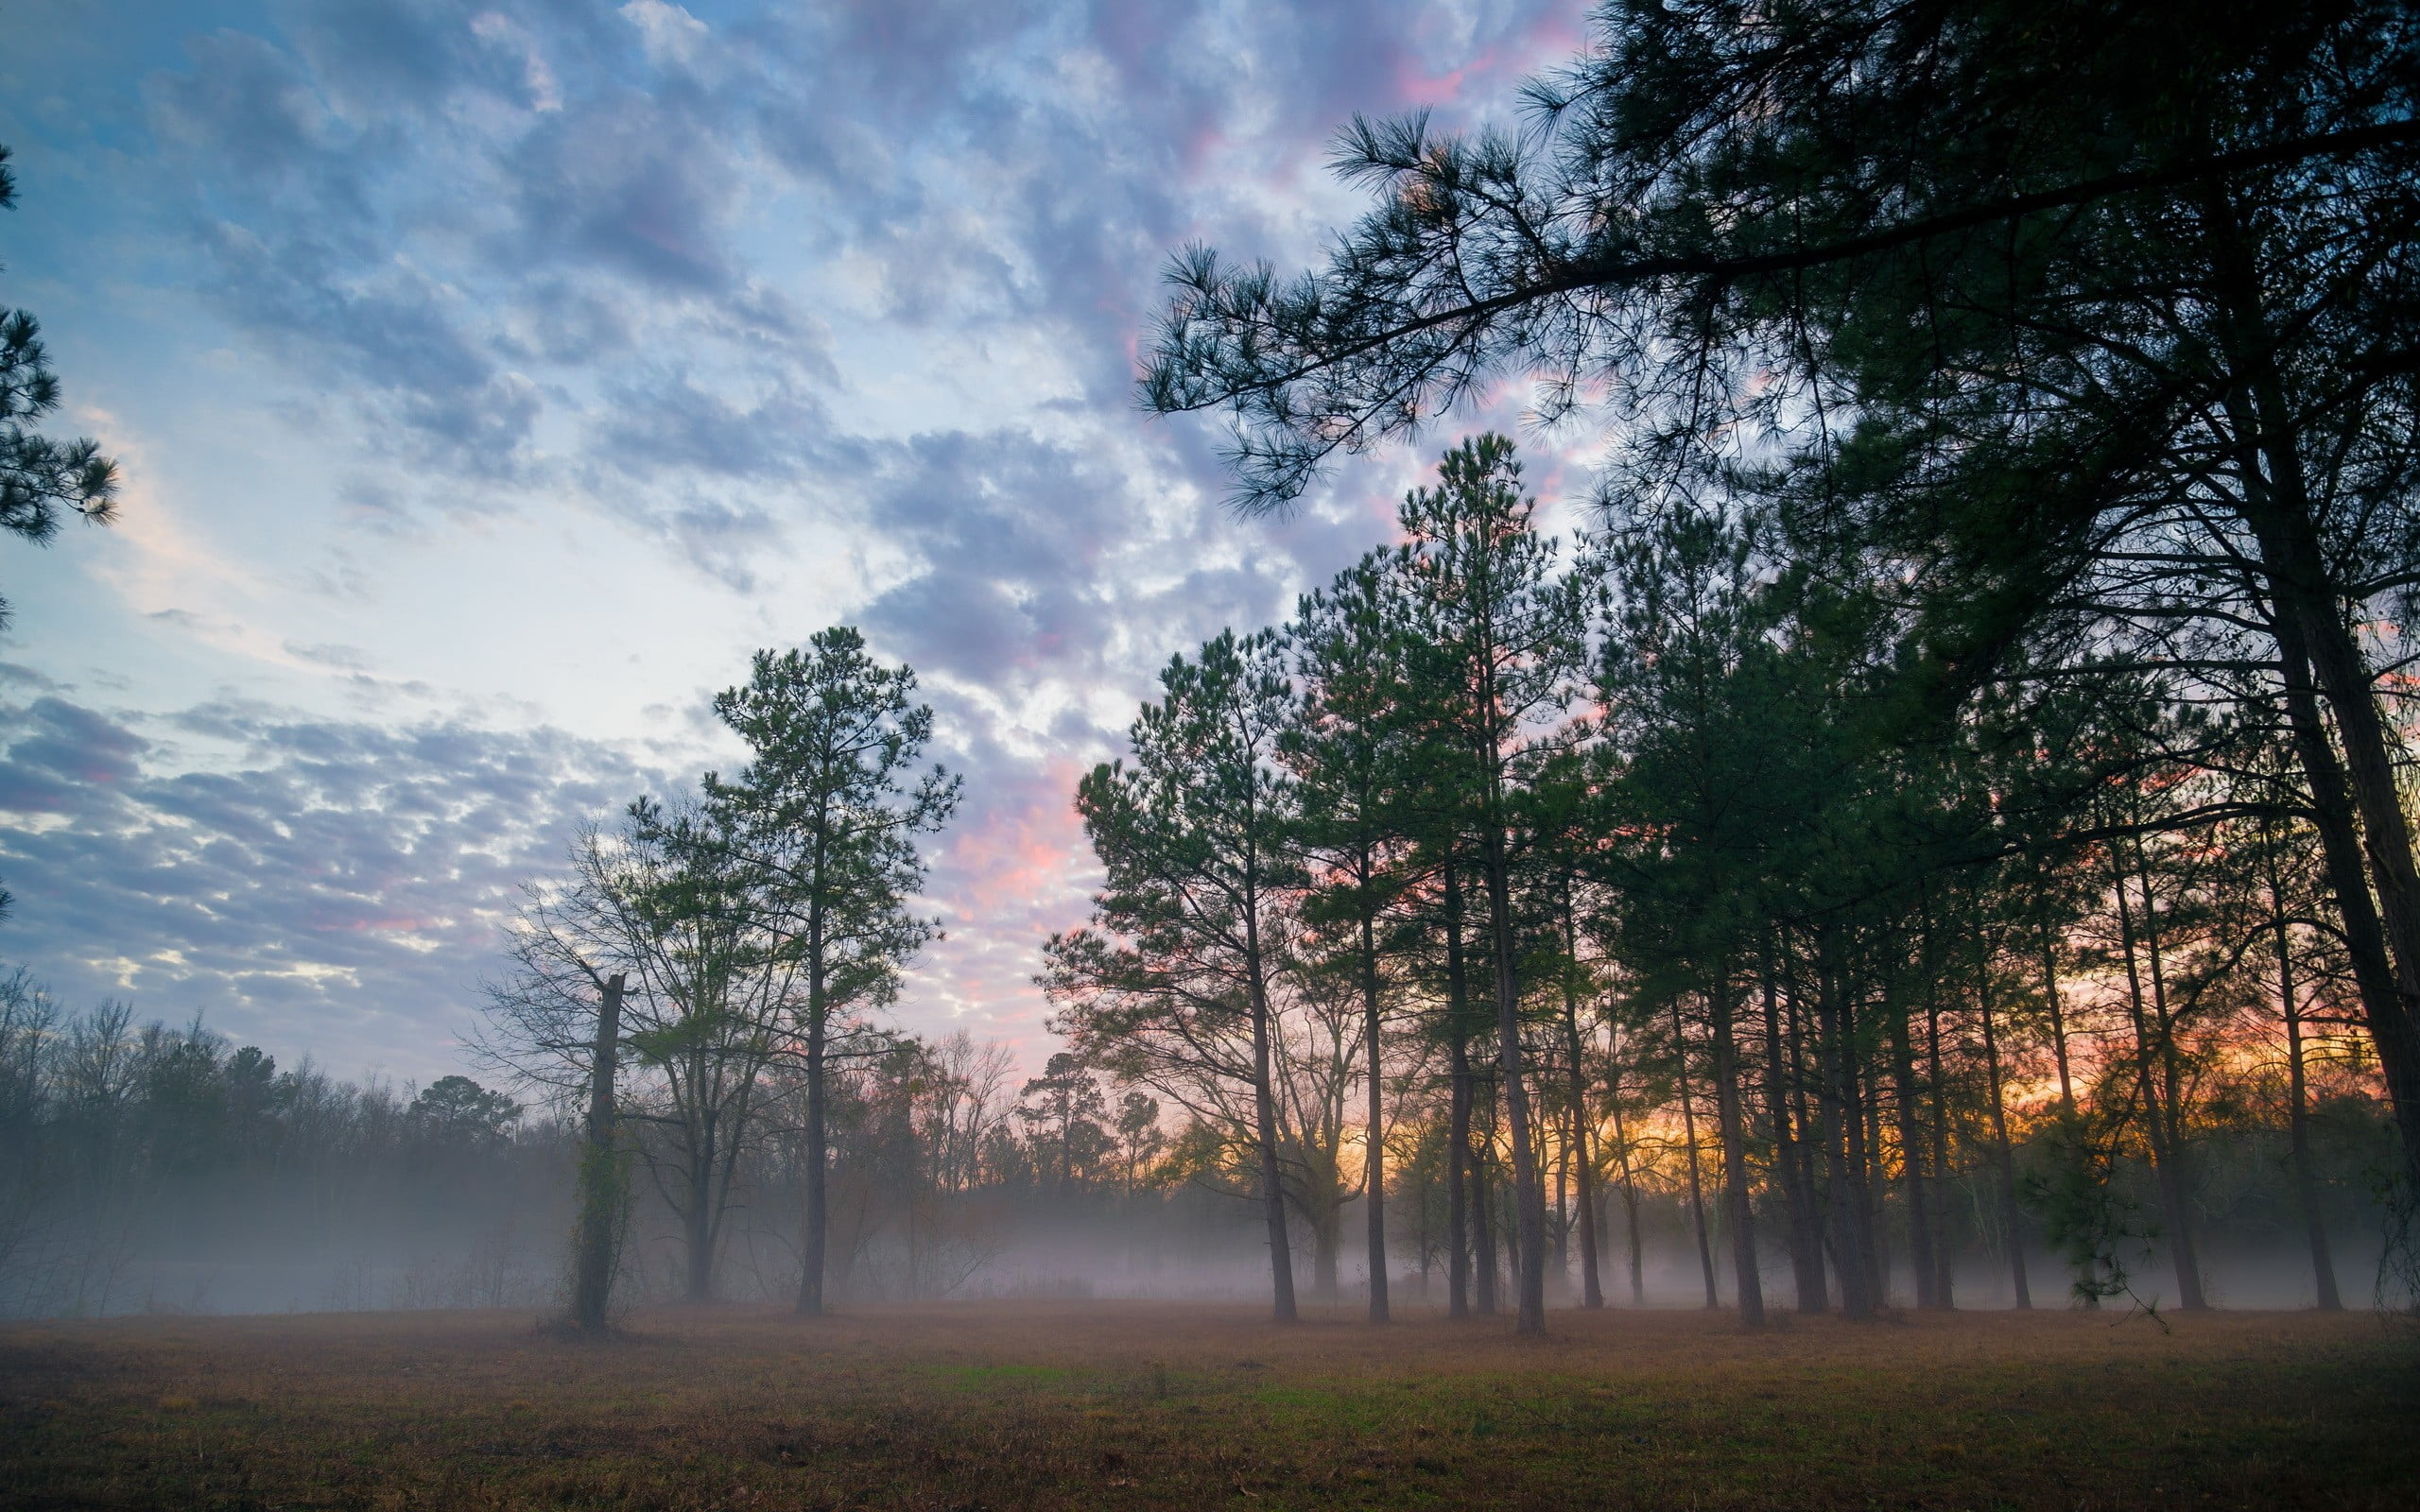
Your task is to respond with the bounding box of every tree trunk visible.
[2272,858,2343,1312]
[795,997,829,1315]
[1471,1088,1499,1315]
[2038,922,2077,1116]
[1671,998,1720,1309]
[570,973,625,1332]
[2135,843,2207,1312]
[1709,963,1764,1326]
[1559,887,1603,1309]
[1312,1202,1341,1305]
[1445,862,1473,1319]
[1778,968,1829,1313]
[1551,1103,1570,1285]
[684,1122,715,1302]
[1978,966,2031,1309]
[1361,906,1390,1322]
[2274,631,2420,1193]
[1606,1034,1647,1306]
[1816,930,1876,1319]
[1925,982,1954,1311]
[1853,1039,1888,1311]
[2111,841,2207,1312]
[1481,833,1548,1334]
[1888,994,1938,1309]
[2201,206,2420,1194]
[1251,971,1299,1323]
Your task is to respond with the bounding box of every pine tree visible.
[1392,435,1591,1335]
[1044,629,1306,1321]
[0,144,118,620]
[705,627,960,1315]
[1140,0,2420,1192]
[1286,556,1421,1322]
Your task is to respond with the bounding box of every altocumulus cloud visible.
[0,687,652,1081]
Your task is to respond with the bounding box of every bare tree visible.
[477,810,790,1303]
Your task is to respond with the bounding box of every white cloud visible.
[618,0,710,69]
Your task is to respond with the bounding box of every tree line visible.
[1116,0,2420,1332]
[0,968,1202,1317]
[0,969,561,1316]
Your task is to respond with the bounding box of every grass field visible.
[3,1300,2414,1510]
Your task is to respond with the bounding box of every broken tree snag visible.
[570,971,626,1332]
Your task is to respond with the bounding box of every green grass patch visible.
[1,1303,2411,1510]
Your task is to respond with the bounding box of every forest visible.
[8,463,2405,1323]
[5,0,2420,1507]
[1,431,2404,1326]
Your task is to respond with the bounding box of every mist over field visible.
[0,990,2396,1324]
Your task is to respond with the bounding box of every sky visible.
[0,0,1595,1088]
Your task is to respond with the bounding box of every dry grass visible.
[2,1300,2412,1509]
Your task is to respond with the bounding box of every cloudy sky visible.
[0,0,1593,1085]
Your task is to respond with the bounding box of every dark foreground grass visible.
[2,1300,2413,1510]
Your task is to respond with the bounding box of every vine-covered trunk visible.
[569,973,625,1332]
[1251,970,1299,1323]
